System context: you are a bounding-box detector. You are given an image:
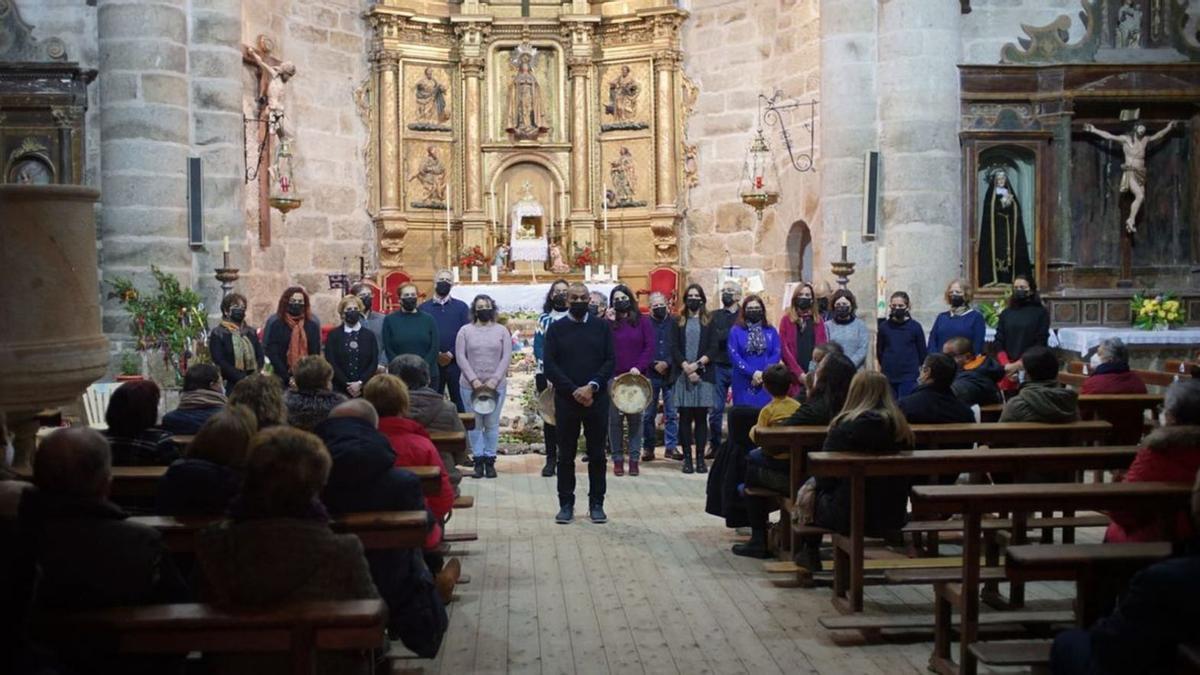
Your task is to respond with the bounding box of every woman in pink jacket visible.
[778,282,828,399]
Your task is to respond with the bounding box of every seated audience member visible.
[797,371,915,571]
[899,353,976,424]
[314,400,450,654]
[999,346,1080,423]
[749,364,802,444]
[1050,467,1200,675]
[1,467,39,675]
[389,354,470,482]
[1105,379,1200,543]
[21,428,188,674]
[229,373,288,429]
[162,363,227,435]
[284,356,348,432]
[943,336,1004,407]
[156,405,256,516]
[195,426,378,675]
[104,379,179,466]
[804,340,844,394]
[1081,338,1148,395]
[782,352,856,427]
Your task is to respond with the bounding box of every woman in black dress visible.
[208,293,264,394]
[994,274,1051,392]
[324,296,380,398]
[263,286,321,387]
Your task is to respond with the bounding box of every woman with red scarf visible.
[779,282,827,399]
[263,286,321,387]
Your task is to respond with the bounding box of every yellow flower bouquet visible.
[1131,292,1185,331]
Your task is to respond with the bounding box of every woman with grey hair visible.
[1105,378,1200,543]
[1081,337,1147,395]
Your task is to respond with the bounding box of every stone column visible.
[653,50,679,209]
[97,0,192,334]
[875,0,962,323]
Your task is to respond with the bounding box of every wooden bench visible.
[978,395,1161,445]
[1066,361,1181,389]
[910,481,1192,675]
[1164,359,1199,375]
[805,445,1137,613]
[33,599,387,675]
[133,510,430,553]
[429,431,467,460]
[458,412,475,430]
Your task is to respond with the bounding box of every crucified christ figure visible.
[1083,120,1179,234]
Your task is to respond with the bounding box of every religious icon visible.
[602,65,648,132]
[1083,114,1179,234]
[9,157,52,185]
[409,67,451,132]
[246,41,297,147]
[491,243,510,272]
[977,167,1033,287]
[1116,0,1142,48]
[607,146,646,208]
[408,145,448,209]
[505,43,550,142]
[547,238,570,274]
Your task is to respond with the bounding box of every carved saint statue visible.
[491,243,510,271]
[977,168,1033,287]
[407,145,447,207]
[414,67,449,125]
[548,239,570,274]
[1083,119,1179,233]
[609,146,638,205]
[246,44,297,146]
[605,65,640,120]
[1117,0,1142,48]
[505,45,549,141]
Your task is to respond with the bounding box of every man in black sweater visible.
[543,282,615,524]
[705,280,741,459]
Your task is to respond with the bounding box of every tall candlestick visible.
[549,190,554,239]
[223,236,229,253]
[490,193,497,237]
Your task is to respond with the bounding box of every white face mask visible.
[3,438,12,466]
[1089,353,1103,370]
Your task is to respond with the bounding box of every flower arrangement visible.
[573,244,596,268]
[108,266,209,384]
[1132,292,1185,330]
[458,245,487,268]
[977,288,1012,329]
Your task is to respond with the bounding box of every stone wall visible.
[962,0,1087,64]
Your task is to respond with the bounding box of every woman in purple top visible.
[607,284,655,476]
[455,294,512,479]
[728,294,781,408]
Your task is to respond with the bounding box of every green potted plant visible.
[116,350,143,382]
[108,266,209,386]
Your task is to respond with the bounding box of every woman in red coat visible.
[1106,379,1200,543]
[1081,338,1148,395]
[778,282,828,399]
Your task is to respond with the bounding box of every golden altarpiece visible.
[363,0,692,283]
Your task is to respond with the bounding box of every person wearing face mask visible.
[263,286,322,387]
[534,279,571,477]
[455,295,512,479]
[672,284,717,474]
[1081,337,1147,395]
[994,274,1050,392]
[822,289,869,369]
[606,284,655,477]
[325,295,380,398]
[419,269,471,414]
[813,279,834,321]
[641,292,680,463]
[209,292,264,394]
[927,279,986,356]
[383,283,442,392]
[876,291,927,399]
[588,291,607,319]
[728,295,781,408]
[706,280,742,458]
[779,282,828,399]
[349,282,388,369]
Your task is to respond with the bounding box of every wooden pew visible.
[458,412,475,430]
[805,445,1138,613]
[910,481,1192,675]
[133,510,430,553]
[33,599,387,675]
[978,395,1162,443]
[1164,359,1199,375]
[429,431,467,460]
[1066,361,1181,389]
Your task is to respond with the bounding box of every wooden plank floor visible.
[394,454,1086,674]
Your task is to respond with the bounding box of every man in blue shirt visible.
[643,292,679,461]
[419,269,471,413]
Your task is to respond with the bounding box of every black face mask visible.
[685,298,703,312]
[229,308,246,323]
[744,310,763,324]
[1013,289,1030,302]
[344,309,361,325]
[889,308,908,322]
[834,307,852,322]
[794,297,813,311]
[588,304,600,317]
[569,301,589,319]
[552,294,568,311]
[818,298,830,313]
[721,292,736,307]
[652,307,668,320]
[287,302,305,317]
[949,295,965,308]
[613,299,632,313]
[357,295,373,312]
[401,297,418,311]
[435,281,452,297]
[476,309,495,322]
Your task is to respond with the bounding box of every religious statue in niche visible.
[408,145,448,209]
[602,65,647,132]
[1083,113,1179,233]
[9,157,52,184]
[505,43,550,142]
[607,146,646,208]
[409,67,451,132]
[1117,0,1142,48]
[977,167,1033,287]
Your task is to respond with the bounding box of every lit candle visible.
[598,264,606,278]
[490,265,498,283]
[841,230,847,248]
[223,236,229,253]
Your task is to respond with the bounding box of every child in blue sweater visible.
[876,291,927,398]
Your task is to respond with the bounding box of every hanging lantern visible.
[269,138,303,216]
[738,129,779,221]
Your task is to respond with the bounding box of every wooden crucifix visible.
[243,35,295,247]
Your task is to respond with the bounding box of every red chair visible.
[636,266,681,313]
[354,278,384,314]
[379,271,412,314]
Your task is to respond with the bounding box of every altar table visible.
[1055,326,1200,356]
[447,282,617,313]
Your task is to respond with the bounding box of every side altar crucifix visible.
[243,35,300,247]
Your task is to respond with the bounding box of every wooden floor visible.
[396,454,1083,674]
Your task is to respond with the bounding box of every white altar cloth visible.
[448,282,618,313]
[1055,326,1200,355]
[510,238,547,263]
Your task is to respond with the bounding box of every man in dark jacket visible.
[899,353,976,425]
[643,291,680,461]
[1000,346,1080,423]
[315,400,448,658]
[418,269,471,412]
[162,363,226,434]
[943,336,1004,407]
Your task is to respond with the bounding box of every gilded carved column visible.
[568,55,591,214]
[462,55,484,214]
[375,52,401,212]
[653,49,679,210]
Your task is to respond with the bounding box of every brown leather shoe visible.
[613,460,625,476]
[641,448,655,462]
[629,460,640,476]
[436,557,461,605]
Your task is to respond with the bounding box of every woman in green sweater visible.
[382,283,442,390]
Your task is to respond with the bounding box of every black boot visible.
[731,530,770,559]
[681,447,694,474]
[695,452,707,474]
[795,540,823,573]
[541,449,556,477]
[484,457,497,479]
[472,458,485,479]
